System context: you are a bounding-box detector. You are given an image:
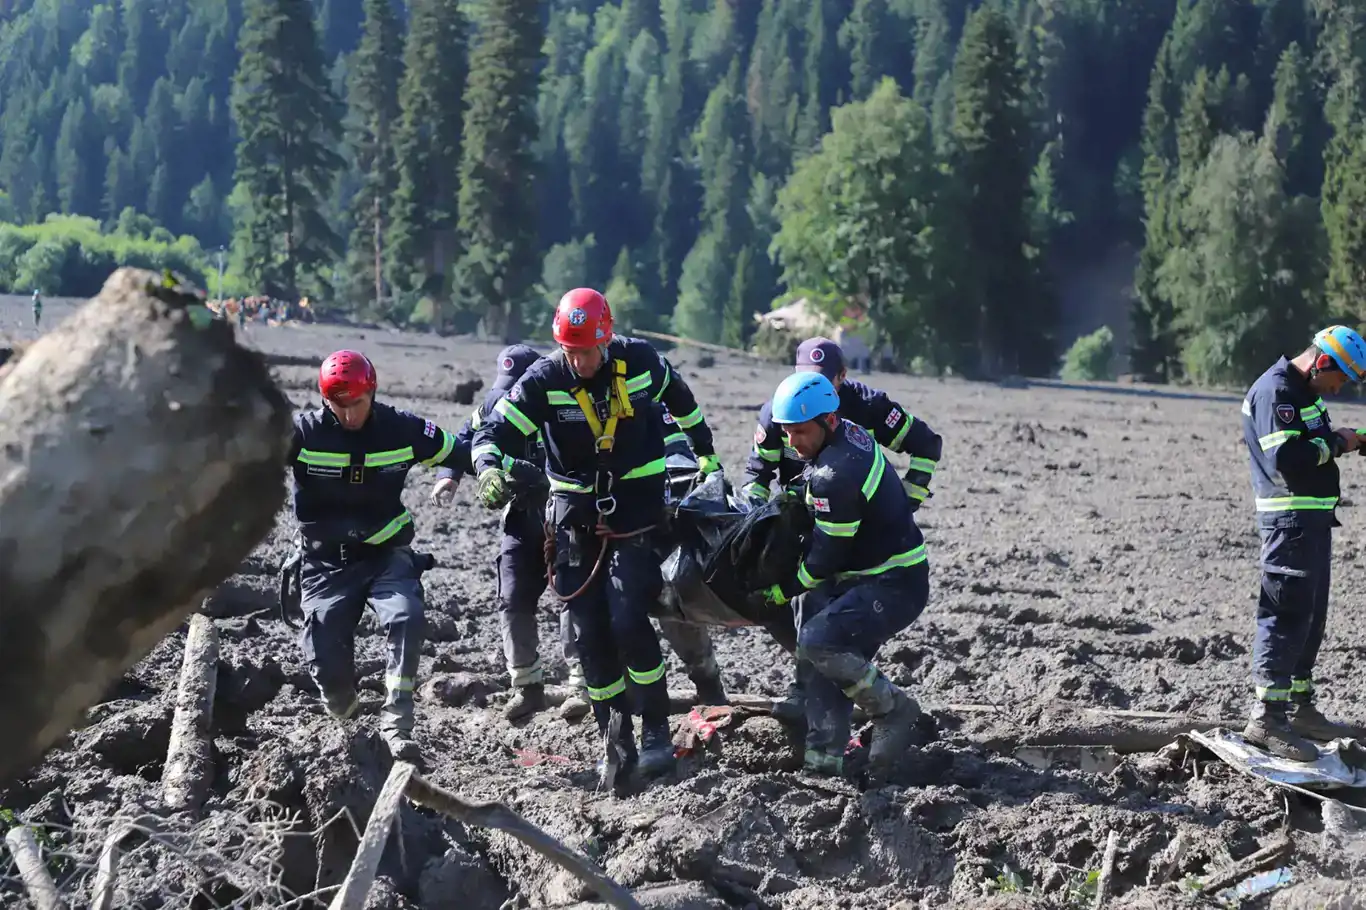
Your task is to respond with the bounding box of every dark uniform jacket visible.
[290,402,461,547]
[742,378,942,504]
[472,336,715,532]
[1242,357,1345,530]
[776,419,927,601]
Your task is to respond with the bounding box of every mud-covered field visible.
[3,295,1365,909]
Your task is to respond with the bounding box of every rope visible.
[543,521,658,604]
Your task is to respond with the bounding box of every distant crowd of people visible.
[206,295,316,326]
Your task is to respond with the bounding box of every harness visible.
[545,357,655,602]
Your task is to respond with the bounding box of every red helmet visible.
[319,350,377,403]
[552,288,613,349]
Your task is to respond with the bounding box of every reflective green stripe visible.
[628,660,666,685]
[742,482,770,501]
[1291,678,1314,694]
[545,390,577,405]
[841,665,877,698]
[299,448,350,467]
[673,407,703,429]
[861,449,886,499]
[815,518,860,537]
[664,432,688,447]
[835,543,927,581]
[756,445,781,463]
[1313,437,1331,465]
[550,477,593,493]
[653,362,672,401]
[625,372,652,393]
[1256,685,1291,702]
[1301,404,1322,419]
[385,674,414,692]
[797,561,820,589]
[1255,496,1338,511]
[364,447,414,467]
[1259,430,1300,451]
[588,677,626,701]
[906,456,937,474]
[421,430,457,466]
[364,510,412,544]
[495,397,536,435]
[906,483,930,501]
[889,416,912,450]
[620,457,666,480]
[472,442,501,462]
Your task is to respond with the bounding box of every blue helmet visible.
[1313,325,1366,381]
[772,371,840,424]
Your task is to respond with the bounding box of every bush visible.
[0,214,209,297]
[751,320,801,363]
[1060,325,1116,381]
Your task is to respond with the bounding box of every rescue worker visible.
[471,288,721,780]
[1240,325,1365,760]
[753,371,928,784]
[290,349,464,761]
[741,337,941,508]
[741,337,942,720]
[431,350,730,720]
[557,401,730,715]
[31,289,41,328]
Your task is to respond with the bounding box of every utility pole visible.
[373,195,383,312]
[215,247,226,302]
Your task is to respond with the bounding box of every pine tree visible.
[344,0,403,310]
[946,6,1049,376]
[231,0,345,300]
[454,0,543,340]
[388,0,467,314]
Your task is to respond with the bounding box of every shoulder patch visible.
[423,419,437,438]
[1275,403,1296,424]
[846,423,874,451]
[662,410,676,425]
[885,408,901,428]
[754,424,766,446]
[810,496,831,512]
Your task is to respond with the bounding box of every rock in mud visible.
[419,846,508,909]
[77,701,172,773]
[421,672,501,707]
[549,880,728,909]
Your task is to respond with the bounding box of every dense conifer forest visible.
[0,0,1360,382]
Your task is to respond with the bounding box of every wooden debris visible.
[1093,830,1120,908]
[327,762,415,910]
[5,825,66,910]
[1198,835,1294,895]
[162,614,220,814]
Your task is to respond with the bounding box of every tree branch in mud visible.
[403,772,643,910]
[1197,835,1293,895]
[5,825,66,910]
[328,761,415,910]
[1092,830,1120,908]
[161,615,220,815]
[0,267,292,787]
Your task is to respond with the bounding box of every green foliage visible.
[1060,325,1117,381]
[0,214,208,296]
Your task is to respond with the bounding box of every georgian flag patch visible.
[885,408,901,428]
[1275,404,1296,424]
[810,496,831,512]
[424,419,437,438]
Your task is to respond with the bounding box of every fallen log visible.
[328,762,415,910]
[0,268,293,786]
[1198,835,1293,895]
[5,825,66,910]
[162,614,220,815]
[1093,830,1120,908]
[959,708,1237,755]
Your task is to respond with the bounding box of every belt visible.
[304,538,393,565]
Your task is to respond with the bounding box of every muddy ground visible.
[2,295,1366,909]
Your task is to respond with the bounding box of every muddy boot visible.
[596,708,637,792]
[802,750,844,777]
[1244,701,1318,762]
[772,680,805,724]
[559,660,590,720]
[691,671,728,707]
[382,728,421,762]
[323,689,360,721]
[851,672,920,785]
[637,722,676,778]
[1289,698,1356,742]
[504,683,546,721]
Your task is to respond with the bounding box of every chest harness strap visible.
[546,358,655,602]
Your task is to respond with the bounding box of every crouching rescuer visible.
[755,372,928,784]
[289,350,463,761]
[472,288,722,781]
[1240,325,1364,760]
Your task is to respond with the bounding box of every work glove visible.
[697,453,722,476]
[477,468,513,509]
[759,583,790,606]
